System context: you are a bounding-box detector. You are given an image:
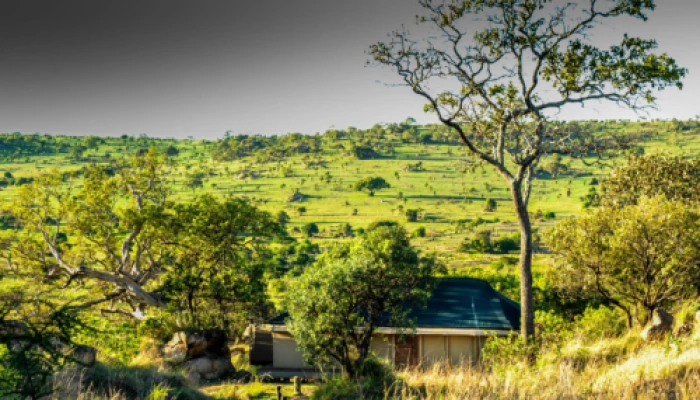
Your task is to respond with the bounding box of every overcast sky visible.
[0,0,697,139]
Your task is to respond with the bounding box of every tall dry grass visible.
[390,333,700,399]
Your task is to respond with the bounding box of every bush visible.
[485,198,497,212]
[459,231,519,254]
[405,209,419,222]
[312,356,396,400]
[413,226,427,238]
[301,222,319,237]
[481,333,538,371]
[574,306,627,341]
[367,220,399,232]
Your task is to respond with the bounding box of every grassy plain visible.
[1,120,699,399]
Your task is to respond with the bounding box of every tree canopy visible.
[354,177,391,193]
[599,154,700,207]
[547,196,700,327]
[161,194,283,336]
[284,225,443,377]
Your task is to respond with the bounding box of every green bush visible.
[484,198,497,212]
[405,209,419,222]
[413,226,427,238]
[574,306,627,341]
[301,222,319,237]
[312,356,396,400]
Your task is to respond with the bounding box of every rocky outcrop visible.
[286,191,306,203]
[163,329,234,383]
[182,355,234,382]
[641,309,674,341]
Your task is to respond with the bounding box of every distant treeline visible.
[2,118,696,162]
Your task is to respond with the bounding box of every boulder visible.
[164,329,229,363]
[641,309,674,341]
[163,331,188,364]
[183,355,234,382]
[69,345,98,366]
[286,191,305,203]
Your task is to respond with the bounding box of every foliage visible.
[413,226,427,238]
[0,292,87,400]
[161,194,283,337]
[600,154,700,207]
[404,209,419,222]
[484,198,497,212]
[2,149,171,319]
[351,145,380,160]
[311,356,396,400]
[574,305,627,341]
[301,222,319,238]
[547,196,700,327]
[366,220,400,232]
[459,231,520,254]
[285,225,443,377]
[185,170,206,191]
[275,210,290,226]
[354,176,390,193]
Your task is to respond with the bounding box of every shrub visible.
[574,306,627,341]
[301,222,319,237]
[405,209,419,222]
[413,226,427,238]
[367,220,399,232]
[484,198,497,212]
[312,356,396,400]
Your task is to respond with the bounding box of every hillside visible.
[1,119,699,399]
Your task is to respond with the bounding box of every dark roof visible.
[269,277,520,331]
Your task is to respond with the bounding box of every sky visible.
[0,0,698,139]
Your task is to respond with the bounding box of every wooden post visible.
[293,376,302,396]
[276,385,282,400]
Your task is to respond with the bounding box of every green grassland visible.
[2,120,698,268]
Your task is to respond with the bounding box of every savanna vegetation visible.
[1,1,699,399]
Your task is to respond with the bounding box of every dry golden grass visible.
[392,333,700,400]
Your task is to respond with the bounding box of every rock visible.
[163,332,188,364]
[182,355,234,381]
[232,369,252,383]
[186,331,209,359]
[164,329,229,364]
[69,345,98,366]
[286,191,305,203]
[641,309,674,341]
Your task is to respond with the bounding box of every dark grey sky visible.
[0,0,697,138]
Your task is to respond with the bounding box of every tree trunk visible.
[510,182,535,342]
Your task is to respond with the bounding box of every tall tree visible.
[285,225,442,377]
[370,0,686,340]
[162,195,283,336]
